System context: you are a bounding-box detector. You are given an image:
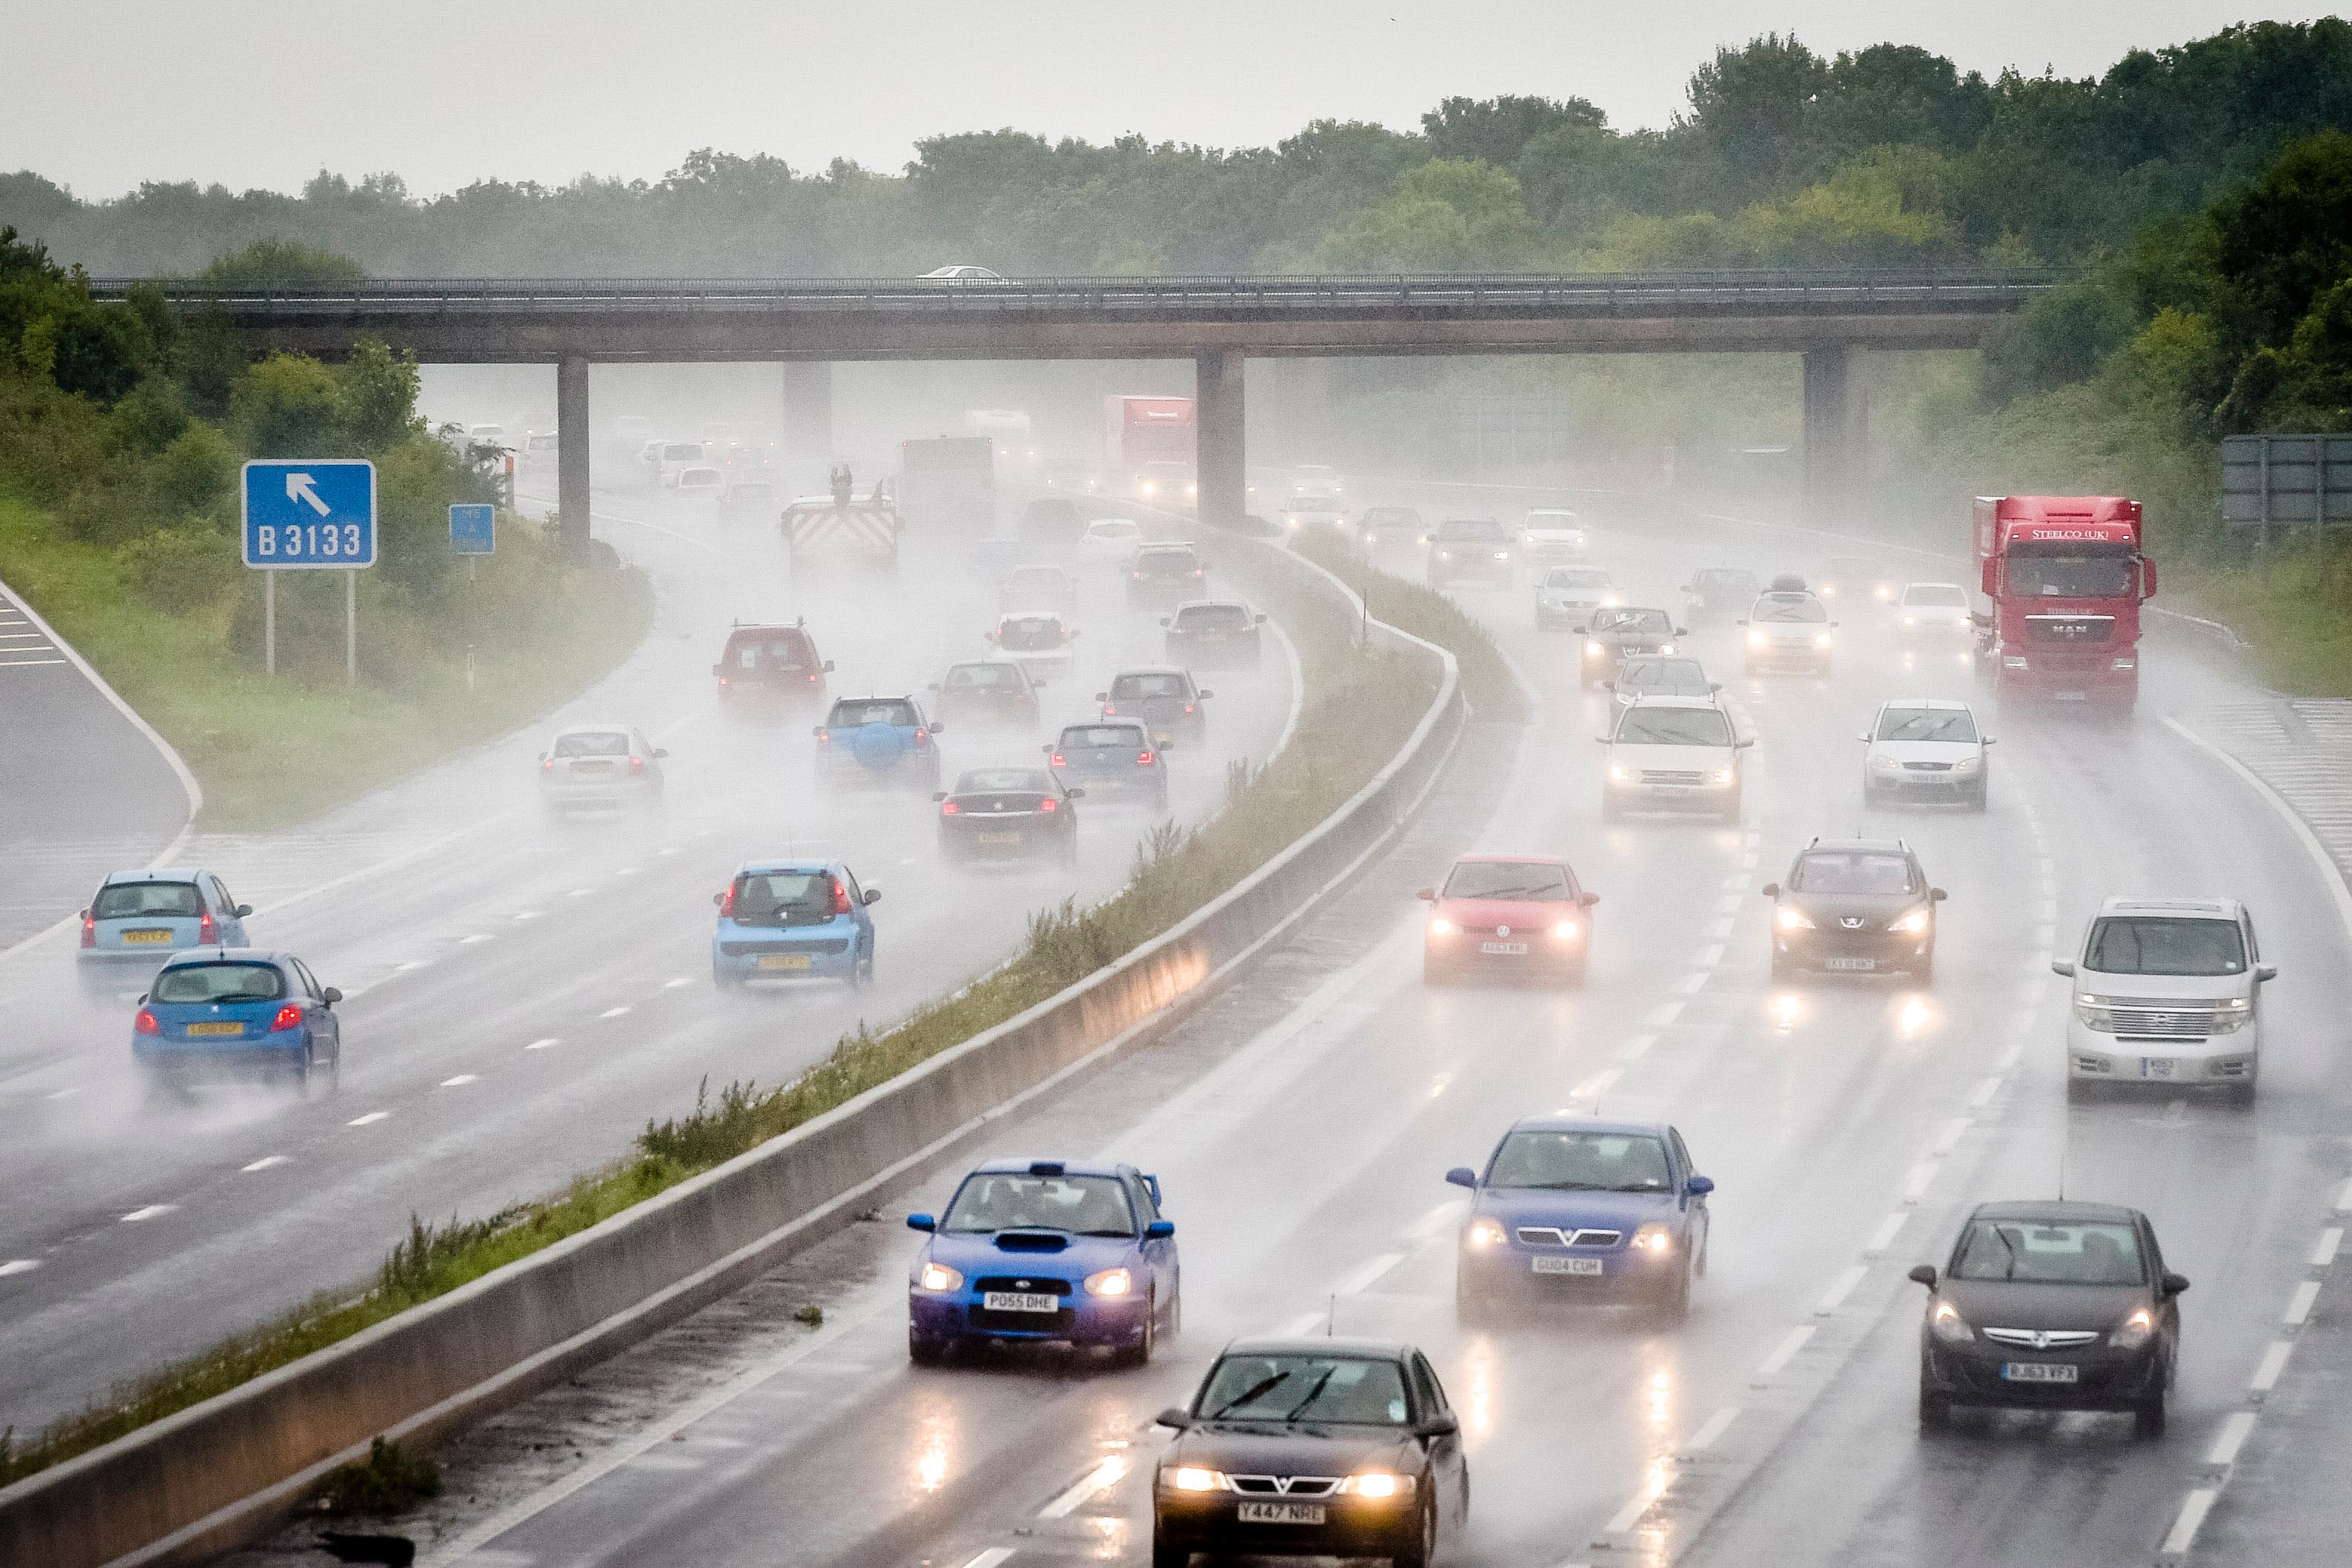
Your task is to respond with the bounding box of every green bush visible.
[317,1436,440,1517]
[118,523,238,612]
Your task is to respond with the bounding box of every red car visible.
[1416,854,1598,988]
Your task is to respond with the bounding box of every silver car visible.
[540,724,666,812]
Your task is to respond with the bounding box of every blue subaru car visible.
[1447,1116,1714,1320]
[78,868,252,995]
[133,948,341,1091]
[711,860,879,987]
[907,1159,1179,1366]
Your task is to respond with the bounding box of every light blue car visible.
[711,860,880,987]
[79,869,251,995]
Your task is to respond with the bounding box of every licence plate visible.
[981,1291,1059,1313]
[1236,1501,1326,1526]
[121,929,174,945]
[1533,1256,1605,1276]
[2140,1056,2177,1079]
[977,832,1023,845]
[573,760,613,772]
[2051,691,2087,702]
[1479,942,1530,955]
[1825,956,1878,971]
[2001,1362,2080,1383]
[1195,631,1227,643]
[758,953,813,971]
[187,1021,245,1036]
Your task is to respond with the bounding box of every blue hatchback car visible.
[813,695,943,792]
[1448,1117,1715,1320]
[711,860,879,987]
[907,1159,1179,1366]
[133,949,341,1091]
[79,868,252,994]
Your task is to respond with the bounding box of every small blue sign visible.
[242,460,377,569]
[449,503,496,555]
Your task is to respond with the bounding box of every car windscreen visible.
[679,469,722,486]
[999,619,1068,651]
[1621,659,1706,688]
[728,871,836,924]
[1753,596,1828,623]
[1488,1130,1672,1192]
[1615,707,1732,746]
[553,731,630,757]
[660,442,704,460]
[1545,569,1609,590]
[1442,861,1572,901]
[1062,726,1145,749]
[1435,520,1505,542]
[1198,1354,1410,1426]
[153,962,286,1004]
[1112,673,1188,700]
[2085,917,2246,976]
[945,663,1024,691]
[1904,584,1969,607]
[955,769,1053,795]
[1875,707,1978,743]
[940,1172,1133,1235]
[1792,852,1914,895]
[93,882,204,919]
[1952,1219,2145,1285]
[830,700,917,728]
[1175,604,1251,631]
[1591,609,1669,636]
[2006,542,2136,598]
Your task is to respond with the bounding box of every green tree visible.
[1316,160,1536,272]
[232,352,342,455]
[1683,34,1831,197]
[201,238,366,287]
[335,338,421,452]
[1421,96,1606,167]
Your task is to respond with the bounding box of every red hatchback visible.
[1417,854,1598,987]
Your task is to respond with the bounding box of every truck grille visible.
[2025,614,2115,644]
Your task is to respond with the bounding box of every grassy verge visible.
[0,553,1491,1490]
[1290,534,1529,722]
[2169,546,2352,697]
[0,494,652,830]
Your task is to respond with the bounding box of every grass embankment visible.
[0,546,1509,1491]
[0,494,651,829]
[2170,546,2352,697]
[1290,533,1528,722]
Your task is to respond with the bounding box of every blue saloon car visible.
[907,1159,1179,1366]
[133,949,341,1090]
[78,868,252,994]
[711,860,879,987]
[1448,1117,1715,1319]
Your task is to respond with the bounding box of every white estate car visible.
[1535,566,1621,629]
[2054,897,2275,1099]
[1896,581,1973,635]
[1598,695,1751,821]
[1860,697,1992,810]
[1076,517,1145,566]
[987,612,1079,681]
[1521,508,1588,565]
[1741,586,1836,674]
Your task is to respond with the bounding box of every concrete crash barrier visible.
[0,543,1462,1568]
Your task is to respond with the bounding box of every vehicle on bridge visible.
[1128,541,1207,607]
[1020,495,1088,552]
[919,264,1011,284]
[2054,897,2274,1100]
[674,464,724,497]
[1598,696,1749,821]
[1740,585,1835,675]
[1424,517,1512,587]
[1354,504,1424,554]
[1681,566,1761,626]
[711,860,879,987]
[1101,666,1210,748]
[1861,698,1991,808]
[714,620,831,710]
[1972,495,2154,711]
[537,725,666,814]
[134,949,341,1093]
[1762,836,1944,982]
[1047,721,1168,809]
[1448,1116,1712,1319]
[783,470,902,570]
[929,660,1043,729]
[1162,599,1266,671]
[1153,1336,1467,1568]
[1910,1201,2186,1436]
[79,870,252,995]
[905,1159,1177,1365]
[1418,854,1597,988]
[1137,458,1197,505]
[937,768,1080,866]
[814,696,942,791]
[1576,605,1681,688]
[1287,463,1345,497]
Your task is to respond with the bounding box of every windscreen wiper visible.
[1210,1372,1290,1419]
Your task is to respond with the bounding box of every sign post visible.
[241,460,378,682]
[450,503,494,690]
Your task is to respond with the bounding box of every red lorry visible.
[1971,495,2156,711]
[1103,395,1196,497]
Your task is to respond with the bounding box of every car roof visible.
[736,859,840,876]
[2095,896,2244,919]
[1219,1336,1410,1361]
[1903,580,1966,592]
[1173,598,1251,612]
[1968,1199,2144,1225]
[553,721,635,735]
[1008,562,1070,574]
[1085,517,1140,529]
[1135,541,1199,554]
[1111,664,1191,678]
[158,947,288,967]
[1453,852,1569,867]
[967,1157,1128,1179]
[1875,696,1972,711]
[997,611,1064,623]
[1620,694,1723,712]
[101,868,204,885]
[1507,1114,1672,1139]
[1800,836,1912,856]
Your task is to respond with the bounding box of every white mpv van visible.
[2054,897,2275,1099]
[1598,695,1752,821]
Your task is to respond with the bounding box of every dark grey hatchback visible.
[1910,1201,2187,1435]
[1153,1336,1467,1568]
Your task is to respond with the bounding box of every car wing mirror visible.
[712,891,726,907]
[1675,626,1689,637]
[1601,680,1615,690]
[537,751,549,761]
[822,660,836,673]
[862,888,882,905]
[1155,1407,1192,1430]
[928,682,941,691]
[2256,963,2278,982]
[654,748,669,759]
[1066,786,1085,798]
[2051,958,2076,976]
[1094,691,1109,703]
[2162,1272,2191,1296]
[235,903,253,917]
[933,791,949,802]
[1159,617,1171,627]
[1981,735,1997,746]
[322,986,343,1005]
[811,725,825,737]
[1145,1219,1175,1239]
[1581,891,1600,907]
[1418,1413,1460,1438]
[711,663,724,676]
[1198,689,1213,700]
[1907,1264,1937,1287]
[1254,613,1267,623]
[1858,732,1872,743]
[1735,737,1755,748]
[1735,619,1748,626]
[1930,888,1949,902]
[906,1213,936,1233]
[1444,1166,1477,1188]
[1415,888,1437,901]
[1760,882,1780,898]
[1685,1175,1715,1196]
[1709,683,1723,693]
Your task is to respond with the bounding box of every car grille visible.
[1230,1476,1342,1498]
[973,1277,1073,1296]
[1515,1226,1624,1247]
[2079,999,2232,1038]
[719,939,850,956]
[1903,760,1955,772]
[1980,1328,2103,1349]
[1640,770,1706,785]
[970,1305,1076,1333]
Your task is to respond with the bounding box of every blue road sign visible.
[242,460,377,569]
[449,503,496,555]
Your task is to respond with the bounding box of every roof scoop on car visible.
[994,1229,1072,1252]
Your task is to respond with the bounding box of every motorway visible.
[233,494,2352,1568]
[0,477,1297,1433]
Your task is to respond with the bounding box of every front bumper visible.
[1424,930,1584,976]
[1775,928,1931,974]
[1605,777,1739,813]
[1867,766,1983,797]
[910,1288,1147,1347]
[1746,640,1832,670]
[2065,1018,2259,1083]
[1459,1240,1681,1299]
[1923,1339,2162,1410]
[1156,1494,1418,1559]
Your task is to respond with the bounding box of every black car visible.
[1101,666,1210,747]
[1576,606,1683,689]
[1129,543,1209,607]
[928,660,1042,728]
[1153,1336,1468,1568]
[936,767,1079,865]
[1762,836,1945,982]
[712,620,833,710]
[1911,1201,2187,1435]
[1163,600,1266,671]
[1425,517,1512,586]
[1681,566,1760,624]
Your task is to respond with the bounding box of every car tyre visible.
[908,1328,949,1367]
[1150,1532,1190,1568]
[1392,1493,1438,1568]
[1918,1377,1953,1432]
[1422,953,1450,987]
[1769,951,1792,983]
[1721,784,1743,821]
[1119,1294,1156,1369]
[1661,1260,1692,1321]
[2134,1390,2167,1438]
[713,963,742,991]
[1913,949,1935,986]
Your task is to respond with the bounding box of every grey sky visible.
[9,1,2338,199]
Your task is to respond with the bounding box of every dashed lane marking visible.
[1931,1116,1969,1155]
[1642,1001,1684,1029]
[0,1259,41,1276]
[1901,1162,1937,1204]
[1682,1406,1740,1455]
[2250,1340,2293,1398]
[599,1005,631,1019]
[347,1110,390,1127]
[525,1037,560,1051]
[958,1552,1016,1568]
[1333,1252,1407,1296]
[1863,1211,1908,1256]
[440,1074,479,1088]
[1815,1266,1867,1316]
[1276,1310,1326,1338]
[241,1155,290,1173]
[2314,1227,2343,1268]
[2283,1281,2320,1326]
[120,1205,177,1222]
[1967,1074,2002,1109]
[2335,1176,2352,1215]
[2160,1488,2219,1558]
[2207,1411,2258,1469]
[1037,1455,1128,1518]
[663,976,693,989]
[458,934,492,945]
[1752,1325,1815,1383]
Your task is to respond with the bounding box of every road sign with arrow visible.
[241,460,377,568]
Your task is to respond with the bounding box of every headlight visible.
[1340,1472,1415,1499]
[1889,909,1931,934]
[1903,615,1915,626]
[1465,1218,1504,1247]
[1871,754,1901,771]
[919,1263,963,1293]
[1776,906,1814,930]
[1631,1223,1674,1253]
[1608,763,1630,782]
[1552,919,1579,940]
[1955,756,1981,773]
[1930,1299,1973,1344]
[1165,1466,1230,1492]
[1658,642,1675,654]
[1709,768,1736,785]
[1084,1267,1133,1296]
[1492,552,1509,561]
[1875,586,1892,600]
[2110,1307,2155,1349]
[1814,633,1832,647]
[1747,630,1768,648]
[1587,641,1606,657]
[1428,917,1455,937]
[1437,549,1453,560]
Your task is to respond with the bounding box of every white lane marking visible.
[2207,1410,2258,1468]
[0,1259,38,1276]
[395,960,429,973]
[524,1037,560,1051]
[1335,1252,1407,1296]
[2165,717,2352,949]
[1601,1466,1672,1533]
[45,1087,76,1100]
[2250,1340,2293,1396]
[2283,1281,2321,1326]
[1572,1068,1624,1103]
[1815,1266,1868,1316]
[120,1205,177,1223]
[0,657,70,667]
[347,1110,390,1127]
[1901,1162,1937,1204]
[2160,1487,2219,1556]
[1642,1001,1684,1029]
[1276,1310,1326,1338]
[599,1005,631,1019]
[657,846,682,857]
[663,976,693,989]
[1864,1212,1908,1256]
[1682,1406,1740,1455]
[1707,917,1736,940]
[440,1074,479,1088]
[241,1155,290,1173]
[1675,970,1709,996]
[2315,1228,2343,1268]
[1931,1116,1969,1155]
[1994,1039,2024,1071]
[1037,1455,1128,1518]
[1966,1075,2002,1109]
[1408,1200,1464,1242]
[1713,894,1740,915]
[614,867,639,878]
[2336,1176,2352,1215]
[1694,943,1725,968]
[1615,1032,1658,1062]
[568,888,594,898]
[1752,1325,1815,1382]
[458,934,492,945]
[958,1552,1016,1568]
[513,911,542,922]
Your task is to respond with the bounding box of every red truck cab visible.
[1972,496,2156,712]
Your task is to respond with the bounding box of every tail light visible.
[629,756,645,772]
[816,728,831,745]
[134,1009,160,1036]
[81,914,96,949]
[1137,750,1154,765]
[718,677,730,688]
[198,911,216,945]
[541,757,555,771]
[941,800,960,814]
[718,882,737,917]
[808,671,820,683]
[1102,704,1117,715]
[914,728,930,748]
[831,878,852,916]
[1040,797,1058,812]
[1131,570,1143,580]
[1184,703,1196,714]
[1051,751,1066,767]
[268,1005,304,1033]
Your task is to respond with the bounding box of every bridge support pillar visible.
[1802,344,1867,517]
[783,361,835,492]
[1196,349,1246,532]
[557,355,592,563]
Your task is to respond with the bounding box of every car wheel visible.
[1721,784,1742,821]
[2135,1390,2167,1438]
[1422,953,1450,987]
[1919,1377,1953,1431]
[1969,783,1989,812]
[1392,1493,1438,1568]
[908,1328,949,1367]
[1913,949,1935,986]
[1150,1531,1190,1568]
[1661,1260,1692,1321]
[1119,1294,1157,1368]
[1769,951,1792,983]
[713,963,742,991]
[2229,1070,2259,1106]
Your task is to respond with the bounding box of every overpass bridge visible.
[98,269,2060,556]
